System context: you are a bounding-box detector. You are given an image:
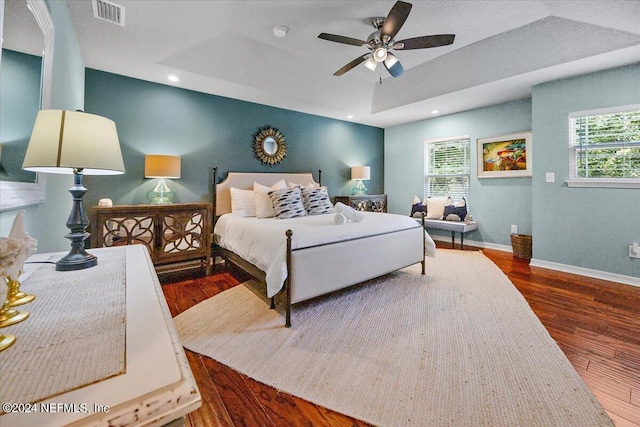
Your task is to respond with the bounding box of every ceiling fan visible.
[318,1,455,78]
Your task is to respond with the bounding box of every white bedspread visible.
[214,212,436,297]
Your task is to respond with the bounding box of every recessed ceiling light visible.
[168,75,179,82]
[347,115,354,119]
[431,110,439,114]
[273,26,288,38]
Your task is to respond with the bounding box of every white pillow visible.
[230,187,256,217]
[253,179,286,218]
[287,181,319,189]
[425,196,449,219]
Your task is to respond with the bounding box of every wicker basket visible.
[511,234,532,259]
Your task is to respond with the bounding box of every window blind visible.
[424,137,470,205]
[569,108,640,179]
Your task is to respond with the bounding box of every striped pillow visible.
[269,187,307,219]
[302,187,335,215]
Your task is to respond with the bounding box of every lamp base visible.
[56,251,97,271]
[57,169,97,272]
[353,179,368,196]
[147,178,175,205]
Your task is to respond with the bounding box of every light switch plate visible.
[545,172,555,183]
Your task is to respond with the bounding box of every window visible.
[568,106,640,188]
[424,135,470,204]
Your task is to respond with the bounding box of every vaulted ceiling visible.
[12,1,640,127]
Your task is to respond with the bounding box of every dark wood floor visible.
[162,243,640,427]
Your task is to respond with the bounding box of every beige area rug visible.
[174,250,612,426]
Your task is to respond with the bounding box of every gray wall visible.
[0,0,85,252]
[83,69,384,209]
[385,99,533,246]
[531,63,640,278]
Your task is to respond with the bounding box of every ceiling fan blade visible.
[395,34,455,50]
[334,54,368,76]
[383,54,404,78]
[381,1,412,41]
[318,33,368,47]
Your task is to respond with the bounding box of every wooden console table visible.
[0,245,201,426]
[334,194,387,213]
[90,203,212,274]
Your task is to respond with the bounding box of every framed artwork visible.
[477,131,532,178]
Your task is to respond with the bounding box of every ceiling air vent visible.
[92,0,125,27]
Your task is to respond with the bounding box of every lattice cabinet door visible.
[99,215,155,255]
[155,209,209,265]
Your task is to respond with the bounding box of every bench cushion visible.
[421,219,478,233]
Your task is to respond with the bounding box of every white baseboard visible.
[430,234,513,253]
[430,234,640,288]
[529,259,640,288]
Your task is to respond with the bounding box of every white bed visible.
[212,169,436,326]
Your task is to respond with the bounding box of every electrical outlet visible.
[511,225,518,234]
[630,243,640,259]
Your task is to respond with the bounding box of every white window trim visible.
[567,104,640,189]
[424,134,471,202]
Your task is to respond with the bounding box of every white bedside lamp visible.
[351,166,370,196]
[145,154,181,205]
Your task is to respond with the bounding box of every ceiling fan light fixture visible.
[384,53,398,68]
[373,47,387,62]
[364,56,378,71]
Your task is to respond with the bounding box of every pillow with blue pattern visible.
[442,198,467,221]
[269,187,307,219]
[302,187,335,215]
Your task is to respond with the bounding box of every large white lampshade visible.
[22,110,125,175]
[22,110,125,271]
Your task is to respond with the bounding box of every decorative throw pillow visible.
[230,187,256,217]
[410,195,427,217]
[254,180,287,218]
[269,187,307,219]
[442,198,467,221]
[302,187,335,215]
[287,181,319,189]
[425,196,449,219]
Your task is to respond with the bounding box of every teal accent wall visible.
[83,69,384,208]
[385,99,532,246]
[0,49,40,183]
[0,0,85,252]
[531,63,640,278]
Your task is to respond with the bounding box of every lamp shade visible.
[145,154,181,179]
[22,110,125,175]
[351,166,370,181]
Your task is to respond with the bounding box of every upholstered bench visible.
[416,218,478,249]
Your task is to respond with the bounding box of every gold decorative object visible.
[0,277,16,351]
[6,276,35,307]
[254,126,287,166]
[0,299,29,328]
[0,332,16,351]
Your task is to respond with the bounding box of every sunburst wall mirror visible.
[254,126,287,166]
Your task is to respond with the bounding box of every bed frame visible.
[212,167,426,327]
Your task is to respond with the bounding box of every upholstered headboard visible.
[213,168,321,216]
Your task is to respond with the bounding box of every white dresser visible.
[0,245,201,427]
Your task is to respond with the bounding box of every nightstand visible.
[334,194,387,213]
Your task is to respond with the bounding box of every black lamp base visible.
[56,250,97,271]
[57,169,98,272]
